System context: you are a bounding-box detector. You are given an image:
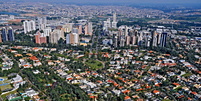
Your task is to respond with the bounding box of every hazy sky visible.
[5,0,201,4]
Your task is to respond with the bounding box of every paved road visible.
[96,28,101,53]
[90,26,98,52]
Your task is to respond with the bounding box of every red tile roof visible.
[124,96,131,100]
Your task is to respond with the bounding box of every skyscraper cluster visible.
[23,20,36,34]
[0,27,14,42]
[112,26,168,48]
[31,16,92,45]
[103,12,117,30]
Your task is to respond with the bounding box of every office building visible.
[160,32,167,47]
[1,27,8,42]
[8,27,14,42]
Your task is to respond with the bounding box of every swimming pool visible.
[0,78,4,82]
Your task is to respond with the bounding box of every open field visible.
[85,60,103,70]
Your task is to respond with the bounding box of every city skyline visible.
[2,0,201,5]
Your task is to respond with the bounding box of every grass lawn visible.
[1,89,18,99]
[85,60,103,70]
[0,64,3,67]
[0,77,12,91]
[182,73,192,77]
[0,84,12,91]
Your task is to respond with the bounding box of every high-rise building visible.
[120,36,125,47]
[62,23,73,33]
[23,20,36,34]
[66,34,70,44]
[35,31,47,44]
[72,28,78,34]
[49,30,61,44]
[8,27,14,42]
[23,20,29,34]
[126,36,130,46]
[157,32,162,45]
[84,22,92,36]
[145,35,151,47]
[113,12,116,22]
[103,18,111,30]
[0,33,2,43]
[118,29,122,40]
[125,26,128,37]
[131,35,136,45]
[112,12,117,29]
[160,32,167,47]
[113,36,118,48]
[138,32,143,46]
[30,20,36,31]
[152,31,158,47]
[112,22,117,29]
[87,22,93,35]
[69,33,79,45]
[38,17,47,30]
[60,28,65,40]
[44,27,51,37]
[1,27,7,42]
[53,29,62,40]
[40,37,47,44]
[74,24,82,34]
[85,25,88,35]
